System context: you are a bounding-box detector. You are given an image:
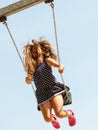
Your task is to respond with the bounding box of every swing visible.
[49,1,72,106]
[0,0,72,107]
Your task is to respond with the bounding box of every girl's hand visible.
[46,57,64,73]
[25,74,32,84]
[58,64,64,73]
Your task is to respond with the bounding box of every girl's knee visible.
[54,109,62,118]
[55,112,62,118]
[43,115,52,122]
[55,110,67,118]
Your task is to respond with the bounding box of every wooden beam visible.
[0,0,46,17]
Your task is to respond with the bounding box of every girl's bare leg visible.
[39,101,55,122]
[50,94,72,118]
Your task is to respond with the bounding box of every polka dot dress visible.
[33,61,66,105]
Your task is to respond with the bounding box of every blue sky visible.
[0,0,98,130]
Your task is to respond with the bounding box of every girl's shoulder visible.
[45,57,52,67]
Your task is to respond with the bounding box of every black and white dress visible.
[33,61,68,105]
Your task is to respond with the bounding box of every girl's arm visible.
[46,57,64,73]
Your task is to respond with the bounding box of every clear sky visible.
[0,0,98,130]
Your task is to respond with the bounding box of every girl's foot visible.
[67,109,76,127]
[51,114,60,129]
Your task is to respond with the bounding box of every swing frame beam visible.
[0,0,53,18]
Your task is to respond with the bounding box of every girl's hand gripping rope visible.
[25,74,32,84]
[58,64,64,74]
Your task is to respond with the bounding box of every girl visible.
[23,39,76,129]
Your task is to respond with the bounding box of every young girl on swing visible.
[23,39,76,129]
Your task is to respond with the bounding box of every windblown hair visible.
[23,39,57,75]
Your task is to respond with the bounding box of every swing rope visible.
[3,21,24,68]
[2,19,36,97]
[50,2,60,63]
[50,2,68,96]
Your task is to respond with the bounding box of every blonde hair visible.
[23,39,57,75]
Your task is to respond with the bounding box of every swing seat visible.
[63,91,72,106]
[37,91,72,111]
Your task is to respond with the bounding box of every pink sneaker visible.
[67,110,76,127]
[51,114,60,129]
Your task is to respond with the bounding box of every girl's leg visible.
[39,101,60,128]
[39,101,52,122]
[50,94,72,118]
[51,94,76,126]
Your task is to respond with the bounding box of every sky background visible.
[0,0,98,130]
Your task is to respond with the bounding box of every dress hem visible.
[38,90,65,106]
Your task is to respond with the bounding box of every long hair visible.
[39,39,57,60]
[23,44,37,75]
[23,39,57,75]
